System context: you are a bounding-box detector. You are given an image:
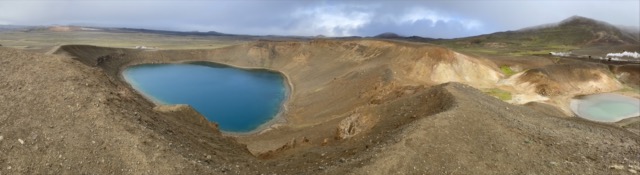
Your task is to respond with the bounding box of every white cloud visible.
[398,8,451,26]
[0,0,635,38]
[291,6,374,36]
[460,20,483,30]
[395,8,482,30]
[286,5,483,37]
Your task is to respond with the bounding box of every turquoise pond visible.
[570,93,640,122]
[123,62,287,132]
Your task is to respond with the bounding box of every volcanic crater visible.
[1,38,639,174]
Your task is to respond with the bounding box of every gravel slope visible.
[1,39,639,174]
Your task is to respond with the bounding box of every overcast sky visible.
[0,0,638,38]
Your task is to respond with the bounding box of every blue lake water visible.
[570,93,640,122]
[123,62,287,132]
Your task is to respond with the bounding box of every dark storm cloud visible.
[0,0,638,38]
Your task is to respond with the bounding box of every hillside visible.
[519,16,638,45]
[429,16,639,57]
[1,39,639,174]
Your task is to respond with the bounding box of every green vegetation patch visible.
[505,44,579,56]
[484,88,513,101]
[500,65,517,76]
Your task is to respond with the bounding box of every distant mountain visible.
[448,16,639,47]
[524,16,638,44]
[0,24,237,37]
[617,25,640,40]
[374,32,402,38]
[94,27,237,37]
[0,25,42,32]
[45,26,104,32]
[372,32,440,42]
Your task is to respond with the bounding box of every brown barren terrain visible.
[1,38,639,174]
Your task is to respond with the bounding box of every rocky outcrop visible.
[501,63,623,97]
[153,104,220,134]
[336,113,376,139]
[429,52,502,88]
[610,64,640,89]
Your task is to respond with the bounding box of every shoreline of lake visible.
[120,61,293,135]
[570,93,640,123]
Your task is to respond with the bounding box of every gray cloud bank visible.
[0,0,638,38]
